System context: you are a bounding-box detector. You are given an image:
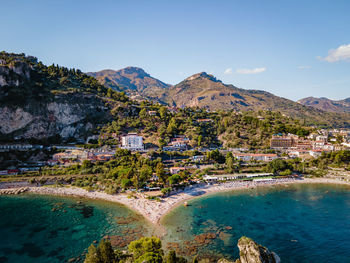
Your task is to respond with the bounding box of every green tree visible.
[140,164,153,183]
[166,117,177,136]
[121,178,132,189]
[168,174,180,185]
[82,160,93,170]
[106,88,113,98]
[265,159,290,174]
[135,252,163,263]
[197,135,203,147]
[207,149,225,164]
[128,236,163,261]
[139,108,148,119]
[225,152,235,173]
[156,163,167,184]
[84,239,121,263]
[161,187,171,196]
[159,106,167,119]
[84,244,101,263]
[98,239,115,263]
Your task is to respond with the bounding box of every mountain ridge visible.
[87,67,171,99]
[298,96,350,113]
[88,67,350,127]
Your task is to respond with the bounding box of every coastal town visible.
[1,114,350,203]
[1,123,350,177]
[2,1,350,262]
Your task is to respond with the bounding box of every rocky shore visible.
[0,187,29,195]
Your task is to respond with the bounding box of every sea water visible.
[162,183,350,263]
[2,184,350,263]
[0,194,152,263]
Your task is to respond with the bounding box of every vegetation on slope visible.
[0,51,128,106]
[93,69,350,128]
[84,236,278,263]
[298,96,350,113]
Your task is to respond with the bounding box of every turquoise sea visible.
[162,183,350,262]
[1,184,350,263]
[0,194,152,263]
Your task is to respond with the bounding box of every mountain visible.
[298,96,350,113]
[155,72,350,127]
[87,67,171,100]
[0,52,130,143]
[91,69,350,127]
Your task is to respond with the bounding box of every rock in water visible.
[234,236,280,263]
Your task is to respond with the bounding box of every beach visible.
[1,177,349,226]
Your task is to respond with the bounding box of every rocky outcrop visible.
[0,107,34,134]
[0,93,111,141]
[234,237,280,263]
[0,52,118,142]
[0,61,31,87]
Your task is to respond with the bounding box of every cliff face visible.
[0,94,110,141]
[234,237,280,263]
[0,53,112,142]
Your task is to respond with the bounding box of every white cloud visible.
[322,44,350,62]
[236,67,266,74]
[298,65,311,70]
[224,68,233,75]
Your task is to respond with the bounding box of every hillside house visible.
[52,149,88,162]
[192,155,205,162]
[270,134,297,149]
[170,167,186,174]
[163,136,190,151]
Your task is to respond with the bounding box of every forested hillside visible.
[0,52,128,143]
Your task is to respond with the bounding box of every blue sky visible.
[2,0,350,101]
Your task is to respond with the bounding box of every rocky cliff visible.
[0,52,115,142]
[0,93,110,141]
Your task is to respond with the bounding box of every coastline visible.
[1,177,350,227]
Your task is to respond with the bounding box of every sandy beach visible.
[1,177,350,225]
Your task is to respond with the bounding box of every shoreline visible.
[1,177,350,227]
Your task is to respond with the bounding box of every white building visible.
[309,150,324,158]
[121,133,144,151]
[316,135,328,142]
[234,153,278,162]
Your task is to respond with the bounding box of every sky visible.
[1,0,350,101]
